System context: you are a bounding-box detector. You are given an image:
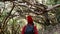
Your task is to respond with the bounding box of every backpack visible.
[24,24,34,34]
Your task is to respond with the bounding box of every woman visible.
[21,15,38,34]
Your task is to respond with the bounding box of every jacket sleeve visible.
[34,26,38,34]
[21,26,26,34]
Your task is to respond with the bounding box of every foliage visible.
[0,0,60,34]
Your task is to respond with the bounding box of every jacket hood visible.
[27,15,33,24]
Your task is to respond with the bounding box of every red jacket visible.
[21,15,38,34]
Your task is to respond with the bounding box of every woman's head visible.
[27,15,33,24]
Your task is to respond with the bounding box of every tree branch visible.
[2,2,15,31]
[47,4,60,11]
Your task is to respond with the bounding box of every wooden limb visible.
[37,4,60,15]
[2,2,15,25]
[2,2,15,33]
[47,4,60,11]
[14,1,60,15]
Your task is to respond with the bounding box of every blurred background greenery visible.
[0,0,60,34]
